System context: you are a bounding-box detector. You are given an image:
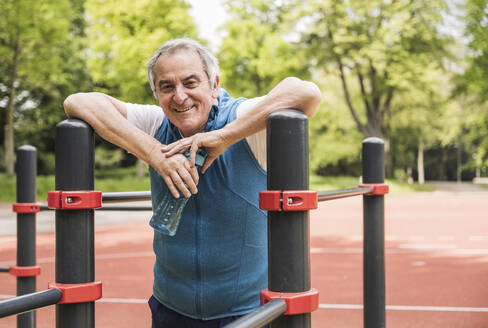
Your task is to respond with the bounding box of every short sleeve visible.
[236,97,267,171]
[125,103,165,137]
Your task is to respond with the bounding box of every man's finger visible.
[190,165,199,187]
[162,142,188,157]
[171,172,191,198]
[201,156,216,174]
[189,140,199,167]
[178,166,198,195]
[162,175,180,199]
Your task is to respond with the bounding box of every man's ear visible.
[211,76,220,99]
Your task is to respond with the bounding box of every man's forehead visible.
[155,49,206,79]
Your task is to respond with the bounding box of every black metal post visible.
[0,289,63,319]
[16,145,37,328]
[362,138,386,328]
[267,110,311,328]
[55,119,95,328]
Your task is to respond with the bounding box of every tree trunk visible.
[383,136,392,179]
[5,41,20,176]
[417,139,425,184]
[5,81,17,176]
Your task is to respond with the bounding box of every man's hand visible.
[148,146,199,198]
[161,130,231,174]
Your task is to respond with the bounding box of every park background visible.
[1,0,488,197]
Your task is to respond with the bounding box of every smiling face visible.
[154,49,219,137]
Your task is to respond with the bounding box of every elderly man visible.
[64,38,321,327]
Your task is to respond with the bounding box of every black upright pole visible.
[55,119,95,328]
[267,110,310,328]
[16,145,37,328]
[362,138,386,328]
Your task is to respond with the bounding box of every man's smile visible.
[173,105,195,113]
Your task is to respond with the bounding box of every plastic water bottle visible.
[149,149,206,236]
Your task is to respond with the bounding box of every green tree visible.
[219,0,309,98]
[460,0,488,101]
[293,0,453,176]
[457,0,488,174]
[85,0,198,104]
[0,0,75,175]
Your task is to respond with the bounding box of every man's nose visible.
[173,85,188,104]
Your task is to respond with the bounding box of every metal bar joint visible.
[12,203,41,213]
[48,281,102,304]
[260,288,319,315]
[359,183,389,195]
[9,265,41,277]
[47,190,102,209]
[259,190,317,211]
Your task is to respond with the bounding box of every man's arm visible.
[63,92,198,198]
[162,77,322,172]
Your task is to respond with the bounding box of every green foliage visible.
[94,146,125,169]
[0,0,84,174]
[309,73,363,174]
[460,0,488,101]
[85,0,198,103]
[219,0,310,97]
[0,0,92,174]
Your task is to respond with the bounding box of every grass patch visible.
[0,167,150,203]
[310,174,435,194]
[0,169,436,203]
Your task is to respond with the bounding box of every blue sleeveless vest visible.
[148,89,268,320]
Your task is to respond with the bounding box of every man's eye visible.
[160,85,174,93]
[184,81,198,88]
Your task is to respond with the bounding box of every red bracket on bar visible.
[12,203,41,213]
[259,191,318,211]
[9,265,41,277]
[48,281,102,304]
[47,191,102,210]
[260,288,319,315]
[358,183,389,195]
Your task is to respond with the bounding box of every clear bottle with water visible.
[149,149,206,236]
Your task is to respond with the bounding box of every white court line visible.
[3,246,488,267]
[98,297,147,304]
[320,304,488,312]
[2,294,485,313]
[469,236,488,241]
[311,247,488,255]
[0,251,154,266]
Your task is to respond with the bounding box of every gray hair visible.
[147,38,220,99]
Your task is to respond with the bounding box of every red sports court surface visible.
[1,192,488,327]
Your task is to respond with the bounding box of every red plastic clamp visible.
[260,288,319,315]
[9,265,41,277]
[12,203,41,213]
[358,183,389,195]
[47,191,102,210]
[48,281,102,304]
[259,191,318,211]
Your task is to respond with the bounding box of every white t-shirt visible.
[125,97,267,170]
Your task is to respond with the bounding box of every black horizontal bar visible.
[102,191,152,203]
[96,206,152,211]
[0,289,62,318]
[223,298,287,328]
[317,186,373,202]
[40,204,152,211]
[0,267,9,273]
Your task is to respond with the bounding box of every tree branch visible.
[337,58,367,135]
[357,69,373,120]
